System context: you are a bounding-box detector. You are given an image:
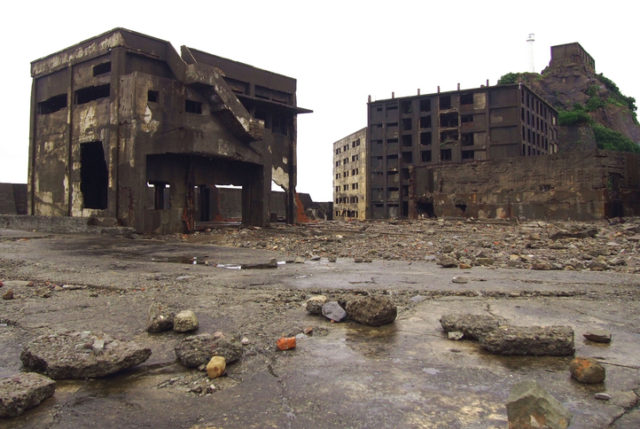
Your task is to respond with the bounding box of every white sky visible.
[1,0,638,202]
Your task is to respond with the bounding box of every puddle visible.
[151,256,286,270]
[216,264,242,270]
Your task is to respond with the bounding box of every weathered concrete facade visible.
[409,150,640,220]
[366,84,559,218]
[549,42,595,75]
[29,28,310,233]
[332,128,367,220]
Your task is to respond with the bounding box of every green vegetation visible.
[496,72,540,85]
[558,104,639,153]
[596,73,637,123]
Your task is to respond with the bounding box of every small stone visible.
[328,256,337,263]
[206,356,226,379]
[437,255,457,268]
[147,303,175,333]
[594,392,611,401]
[570,357,605,384]
[451,276,468,284]
[344,295,397,326]
[306,295,327,315]
[458,263,472,269]
[321,301,347,322]
[241,337,250,346]
[583,329,612,343]
[2,289,14,300]
[294,256,305,264]
[447,331,464,341]
[310,255,321,261]
[303,326,313,336]
[506,380,571,429]
[475,257,494,266]
[276,337,296,351]
[173,310,198,332]
[0,372,56,417]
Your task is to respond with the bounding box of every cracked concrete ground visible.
[1,223,639,428]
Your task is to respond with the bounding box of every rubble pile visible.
[185,218,640,273]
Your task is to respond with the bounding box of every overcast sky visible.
[1,0,638,202]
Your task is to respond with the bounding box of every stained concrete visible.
[1,228,639,428]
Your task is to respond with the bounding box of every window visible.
[185,99,202,114]
[93,62,111,76]
[343,184,349,191]
[420,132,432,146]
[352,183,359,190]
[440,149,452,161]
[80,141,108,209]
[420,99,431,112]
[462,150,474,160]
[402,135,413,147]
[352,154,359,162]
[440,112,459,127]
[343,145,349,152]
[38,94,67,114]
[402,152,413,163]
[421,150,431,162]
[336,160,341,167]
[460,93,473,105]
[420,116,432,128]
[402,118,412,131]
[336,173,341,179]
[352,139,360,148]
[148,90,159,103]
[439,95,451,110]
[336,148,341,154]
[343,158,349,164]
[336,186,340,192]
[461,114,473,123]
[352,168,358,175]
[344,171,349,177]
[75,84,110,104]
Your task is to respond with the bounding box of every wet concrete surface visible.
[1,228,640,428]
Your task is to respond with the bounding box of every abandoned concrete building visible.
[365,83,559,218]
[28,28,310,233]
[548,42,595,75]
[332,128,367,220]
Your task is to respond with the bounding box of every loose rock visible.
[344,295,397,326]
[305,295,327,315]
[436,255,458,268]
[0,372,56,417]
[447,331,464,341]
[241,259,278,269]
[276,337,296,351]
[451,276,468,284]
[206,356,226,379]
[2,289,14,300]
[506,380,571,429]
[175,334,242,368]
[20,331,151,379]
[322,301,347,322]
[439,313,505,341]
[146,303,175,333]
[583,329,612,344]
[173,310,198,332]
[569,357,605,384]
[480,325,575,356]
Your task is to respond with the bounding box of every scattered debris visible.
[276,337,296,351]
[20,331,151,379]
[506,380,571,429]
[569,357,605,384]
[206,356,226,379]
[173,310,199,333]
[0,372,56,417]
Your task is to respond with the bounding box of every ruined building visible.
[29,28,310,233]
[332,128,367,220]
[365,84,559,218]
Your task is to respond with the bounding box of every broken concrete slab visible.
[439,313,506,341]
[20,331,151,379]
[506,380,571,429]
[344,295,397,326]
[175,334,242,368]
[241,259,278,269]
[480,325,574,356]
[0,372,56,417]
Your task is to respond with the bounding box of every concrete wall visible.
[333,128,367,220]
[410,150,640,220]
[0,183,27,215]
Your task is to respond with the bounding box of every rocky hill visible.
[498,45,639,152]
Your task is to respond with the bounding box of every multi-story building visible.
[366,83,559,219]
[28,28,310,233]
[332,127,367,220]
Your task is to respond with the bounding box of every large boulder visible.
[480,325,574,356]
[506,380,571,429]
[0,372,56,417]
[20,331,151,379]
[175,334,242,368]
[345,296,397,326]
[440,313,505,340]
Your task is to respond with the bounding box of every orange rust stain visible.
[295,193,311,223]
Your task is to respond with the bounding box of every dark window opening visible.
[273,114,289,135]
[38,94,67,114]
[439,95,451,110]
[148,90,159,102]
[440,149,452,161]
[420,116,432,128]
[185,99,202,114]
[93,62,111,76]
[152,182,169,210]
[440,112,459,127]
[421,150,431,162]
[420,132,432,146]
[416,199,435,217]
[387,154,398,160]
[75,84,110,104]
[402,135,413,147]
[198,186,211,221]
[401,168,410,180]
[440,130,458,144]
[80,141,108,209]
[461,133,474,146]
[462,150,474,160]
[539,184,553,192]
[402,118,412,130]
[401,152,413,163]
[402,201,409,217]
[460,93,473,105]
[461,114,473,123]
[401,100,413,114]
[420,99,431,112]
[455,202,467,213]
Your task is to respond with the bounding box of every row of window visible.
[335,210,359,218]
[335,183,360,192]
[335,139,361,155]
[335,168,360,179]
[335,196,359,204]
[335,154,360,167]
